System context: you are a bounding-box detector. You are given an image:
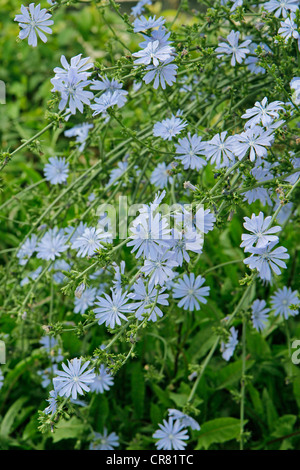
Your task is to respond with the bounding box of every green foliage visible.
[0,0,299,452]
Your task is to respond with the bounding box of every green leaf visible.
[150,403,163,427]
[196,417,242,450]
[90,395,109,432]
[130,362,145,419]
[151,384,173,408]
[52,417,86,443]
[0,397,28,437]
[215,359,254,390]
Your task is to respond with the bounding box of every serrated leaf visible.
[196,417,242,450]
[52,417,86,443]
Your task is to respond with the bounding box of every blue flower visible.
[290,77,300,105]
[195,207,216,234]
[127,209,172,259]
[53,358,95,400]
[153,418,189,450]
[131,0,152,18]
[74,287,97,314]
[51,259,72,284]
[89,429,119,450]
[44,389,58,415]
[240,212,281,252]
[141,250,179,290]
[169,227,203,266]
[38,364,59,388]
[64,123,93,152]
[244,241,289,282]
[36,227,68,261]
[90,91,120,117]
[221,326,238,361]
[72,227,109,257]
[133,40,173,66]
[143,59,177,90]
[271,286,299,319]
[245,42,271,75]
[94,288,135,329]
[242,164,273,206]
[168,409,200,431]
[108,161,129,186]
[17,234,37,265]
[53,54,93,81]
[14,3,53,47]
[241,97,284,128]
[139,26,173,49]
[44,156,69,185]
[67,221,88,244]
[251,299,270,332]
[232,126,274,162]
[150,162,173,188]
[216,30,251,66]
[133,15,165,33]
[90,365,114,394]
[263,0,299,18]
[153,113,187,140]
[20,266,43,286]
[172,273,210,311]
[91,76,128,108]
[0,370,4,390]
[130,278,169,322]
[175,132,207,170]
[51,69,94,115]
[40,336,58,351]
[206,131,236,168]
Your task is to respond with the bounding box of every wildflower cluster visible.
[1,0,299,451]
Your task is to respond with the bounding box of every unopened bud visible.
[75,283,86,299]
[184,181,198,191]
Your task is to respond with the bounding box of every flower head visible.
[241,98,284,128]
[17,235,37,265]
[94,288,135,329]
[244,241,289,281]
[53,358,95,400]
[133,15,165,33]
[153,418,189,450]
[89,429,119,450]
[263,0,299,18]
[216,30,251,66]
[168,409,200,431]
[251,299,270,332]
[72,227,109,257]
[153,114,187,140]
[133,40,173,66]
[90,364,114,394]
[74,287,97,314]
[206,131,236,168]
[271,286,299,319]
[14,3,53,47]
[172,273,210,311]
[221,326,238,361]
[175,132,207,170]
[36,227,68,261]
[44,157,69,185]
[130,278,169,322]
[240,212,281,251]
[143,59,177,90]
